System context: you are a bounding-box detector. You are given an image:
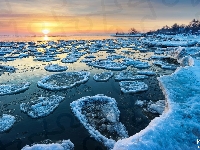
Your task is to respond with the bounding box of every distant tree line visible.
[147,19,200,35]
[116,27,139,35]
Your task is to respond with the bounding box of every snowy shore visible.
[113,58,200,149]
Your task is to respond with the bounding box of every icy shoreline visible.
[113,59,200,149]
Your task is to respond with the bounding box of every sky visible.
[1,0,200,36]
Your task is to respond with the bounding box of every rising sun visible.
[42,29,50,35]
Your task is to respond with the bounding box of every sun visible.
[42,29,50,35]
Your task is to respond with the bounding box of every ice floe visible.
[122,58,150,69]
[0,82,31,96]
[87,60,127,71]
[0,65,16,72]
[0,114,16,133]
[37,71,90,90]
[21,139,74,150]
[115,71,148,81]
[137,71,156,76]
[119,81,148,93]
[20,95,65,118]
[147,100,165,115]
[70,94,128,149]
[153,60,177,70]
[44,64,68,72]
[93,72,113,82]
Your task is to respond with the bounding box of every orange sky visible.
[0,0,200,36]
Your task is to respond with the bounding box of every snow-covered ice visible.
[0,82,31,96]
[119,81,148,93]
[0,114,16,133]
[21,139,74,150]
[0,65,16,72]
[37,71,90,90]
[137,70,156,76]
[113,59,200,150]
[93,72,113,82]
[122,58,150,69]
[115,71,148,81]
[20,95,65,118]
[70,94,128,149]
[44,64,68,72]
[147,100,165,115]
[87,60,127,71]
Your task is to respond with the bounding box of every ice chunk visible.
[147,100,165,115]
[135,100,146,107]
[37,71,90,91]
[137,71,156,76]
[0,65,16,72]
[122,58,150,69]
[0,82,30,96]
[44,64,68,72]
[93,72,113,82]
[153,61,177,70]
[70,94,128,149]
[0,114,16,133]
[20,95,65,118]
[119,81,148,93]
[115,71,148,81]
[180,56,194,67]
[21,139,74,150]
[88,60,127,71]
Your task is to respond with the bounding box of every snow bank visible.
[21,139,74,150]
[70,94,128,149]
[0,82,31,96]
[37,71,90,91]
[0,114,16,132]
[113,59,200,150]
[20,95,65,118]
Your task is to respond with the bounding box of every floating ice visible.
[93,72,113,82]
[85,54,96,58]
[115,71,148,81]
[180,56,194,67]
[0,114,16,133]
[113,59,200,150]
[147,100,165,115]
[0,65,16,72]
[37,71,90,90]
[122,58,150,69]
[20,95,65,118]
[61,56,78,63]
[21,139,74,150]
[153,61,177,70]
[44,64,68,72]
[137,71,156,76]
[0,82,31,96]
[119,81,148,93]
[70,94,128,149]
[135,100,146,107]
[87,60,127,71]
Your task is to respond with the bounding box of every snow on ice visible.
[20,95,65,118]
[37,71,90,90]
[70,94,128,149]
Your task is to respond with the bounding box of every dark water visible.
[0,37,176,150]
